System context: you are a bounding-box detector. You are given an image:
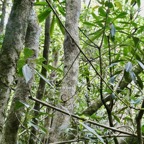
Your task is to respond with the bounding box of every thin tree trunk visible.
[43,49,59,144]
[0,0,31,140]
[0,0,7,34]
[49,0,81,142]
[0,7,40,144]
[29,14,51,144]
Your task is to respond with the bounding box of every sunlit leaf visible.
[34,2,47,6]
[114,1,122,10]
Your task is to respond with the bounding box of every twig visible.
[29,96,139,137]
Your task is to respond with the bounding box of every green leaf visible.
[133,37,139,46]
[15,100,30,110]
[112,114,120,123]
[105,1,113,8]
[56,18,65,35]
[42,64,63,73]
[24,48,34,59]
[137,0,141,7]
[79,122,105,144]
[114,1,122,10]
[34,2,47,6]
[50,16,56,36]
[116,12,127,19]
[137,61,144,70]
[38,8,51,23]
[83,22,96,27]
[136,75,143,89]
[98,7,106,17]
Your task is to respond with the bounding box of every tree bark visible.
[0,0,7,34]
[0,7,40,144]
[49,0,81,142]
[0,0,31,140]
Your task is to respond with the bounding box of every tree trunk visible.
[29,13,51,144]
[0,0,31,140]
[49,0,81,142]
[0,7,40,144]
[0,0,7,34]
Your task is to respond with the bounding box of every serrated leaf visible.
[125,62,132,72]
[137,61,144,70]
[79,122,105,144]
[22,64,33,83]
[35,69,54,88]
[38,8,51,23]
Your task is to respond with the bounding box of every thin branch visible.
[45,0,131,109]
[29,96,139,137]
